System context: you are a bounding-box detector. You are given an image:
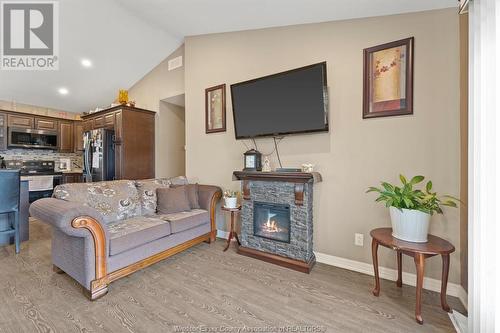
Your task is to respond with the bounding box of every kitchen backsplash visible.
[0,149,83,171]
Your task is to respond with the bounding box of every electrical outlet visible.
[354,233,364,247]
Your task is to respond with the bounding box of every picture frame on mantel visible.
[205,84,226,133]
[363,37,414,119]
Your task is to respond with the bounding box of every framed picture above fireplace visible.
[363,37,414,119]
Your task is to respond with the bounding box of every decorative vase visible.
[389,207,431,243]
[224,197,238,209]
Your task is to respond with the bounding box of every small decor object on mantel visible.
[363,37,414,119]
[262,157,272,172]
[223,190,239,209]
[243,149,262,171]
[301,163,314,173]
[366,175,459,243]
[205,84,226,133]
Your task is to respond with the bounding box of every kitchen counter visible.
[0,180,29,246]
[61,170,83,174]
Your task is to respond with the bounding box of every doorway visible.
[158,94,185,177]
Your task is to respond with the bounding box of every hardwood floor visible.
[0,220,465,332]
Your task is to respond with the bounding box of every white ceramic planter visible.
[389,207,431,243]
[224,197,238,209]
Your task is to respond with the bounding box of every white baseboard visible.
[215,230,468,310]
[314,251,468,310]
[217,230,229,239]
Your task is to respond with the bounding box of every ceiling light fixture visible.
[58,87,69,95]
[81,58,92,68]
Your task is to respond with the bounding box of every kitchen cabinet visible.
[104,113,115,126]
[58,121,73,153]
[35,117,58,131]
[8,114,33,128]
[73,121,84,152]
[82,119,92,132]
[62,173,83,184]
[81,106,155,180]
[0,113,6,150]
[93,116,105,128]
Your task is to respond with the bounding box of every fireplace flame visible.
[263,219,281,233]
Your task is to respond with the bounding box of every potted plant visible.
[367,175,459,243]
[223,190,239,209]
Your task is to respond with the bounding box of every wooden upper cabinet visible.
[82,119,92,132]
[93,116,105,129]
[58,121,74,153]
[73,121,84,152]
[0,113,6,150]
[104,113,115,126]
[8,114,33,128]
[35,117,58,131]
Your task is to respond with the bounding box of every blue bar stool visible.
[0,170,21,254]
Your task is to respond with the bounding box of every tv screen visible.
[231,62,328,139]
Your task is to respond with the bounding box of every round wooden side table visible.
[370,228,455,325]
[221,205,241,252]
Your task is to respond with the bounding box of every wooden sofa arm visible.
[72,216,109,300]
[198,185,222,242]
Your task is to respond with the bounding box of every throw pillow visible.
[185,184,200,209]
[157,186,191,214]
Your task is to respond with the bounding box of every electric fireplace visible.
[253,202,290,243]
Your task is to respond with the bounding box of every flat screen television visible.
[231,62,328,139]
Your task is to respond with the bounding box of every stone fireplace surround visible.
[233,171,322,273]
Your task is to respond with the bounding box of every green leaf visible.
[399,174,407,185]
[426,181,433,193]
[410,175,425,185]
[381,182,394,192]
[403,198,412,208]
[442,200,458,208]
[366,187,381,193]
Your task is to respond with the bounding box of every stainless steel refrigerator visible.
[83,129,115,182]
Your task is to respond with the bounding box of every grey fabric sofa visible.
[29,178,221,300]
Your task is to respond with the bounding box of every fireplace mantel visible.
[232,171,322,183]
[233,171,322,205]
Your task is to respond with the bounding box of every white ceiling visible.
[1,0,457,113]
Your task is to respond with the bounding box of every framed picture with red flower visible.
[363,37,414,119]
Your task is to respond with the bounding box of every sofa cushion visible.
[135,176,189,215]
[107,216,171,255]
[53,180,141,224]
[156,209,209,233]
[172,184,200,209]
[135,179,170,216]
[157,186,191,214]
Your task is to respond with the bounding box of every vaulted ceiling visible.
[0,0,457,113]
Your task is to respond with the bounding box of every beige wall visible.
[185,9,461,283]
[128,45,185,177]
[0,100,78,119]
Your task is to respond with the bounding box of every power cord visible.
[273,136,283,168]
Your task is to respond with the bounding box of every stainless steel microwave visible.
[8,127,58,149]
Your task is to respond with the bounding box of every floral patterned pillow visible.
[53,180,141,224]
[135,179,169,216]
[135,177,189,215]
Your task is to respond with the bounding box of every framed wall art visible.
[363,37,414,119]
[205,84,226,133]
